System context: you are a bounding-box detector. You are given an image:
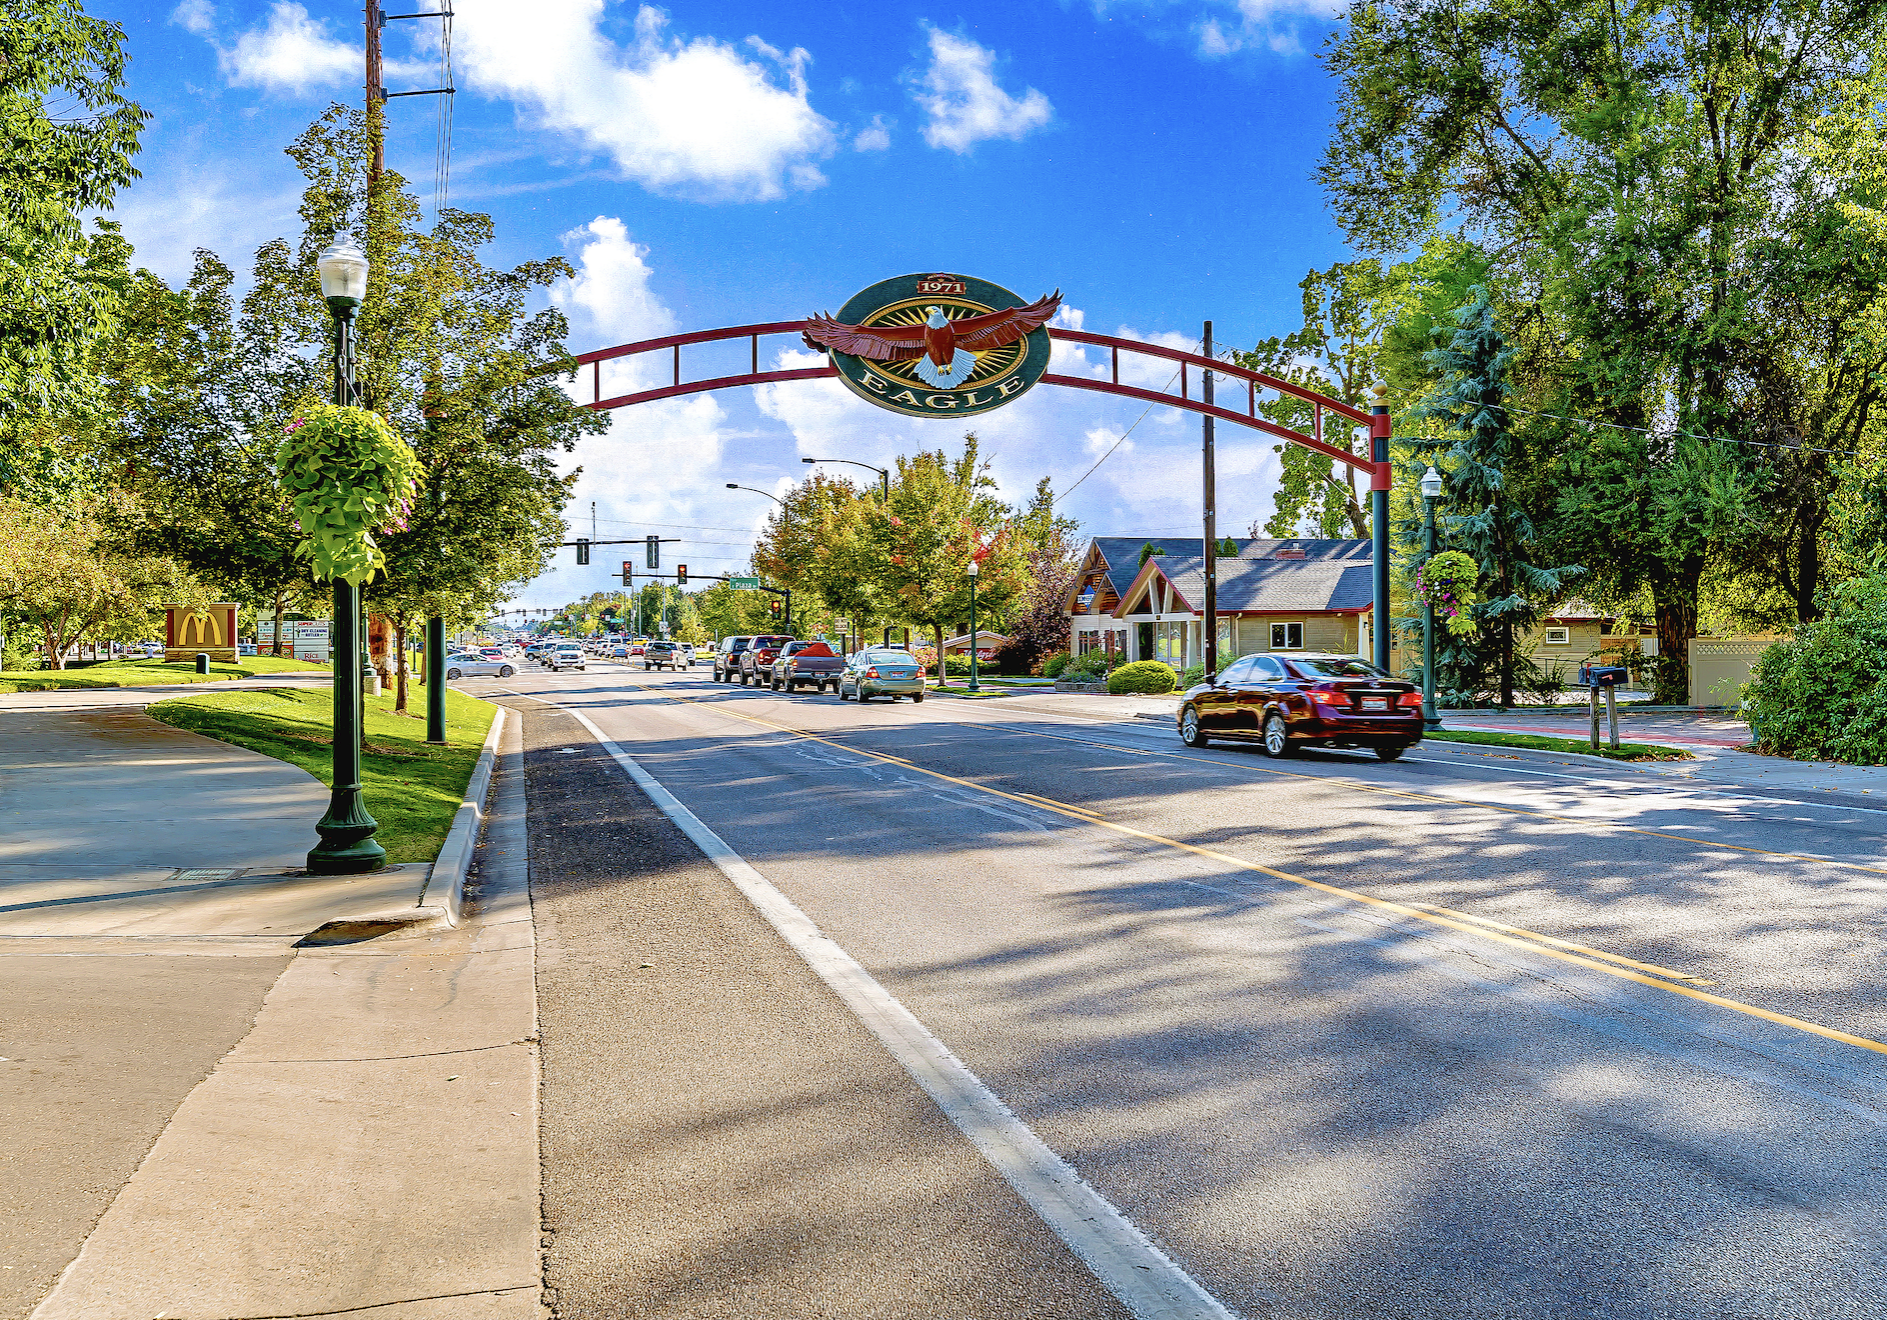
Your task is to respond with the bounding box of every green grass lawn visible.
[1427,729,1695,761]
[0,654,328,693]
[147,684,496,863]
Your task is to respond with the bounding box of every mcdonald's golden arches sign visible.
[164,603,239,662]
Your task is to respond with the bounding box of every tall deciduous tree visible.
[1,0,147,461]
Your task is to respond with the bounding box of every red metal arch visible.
[571,321,1387,486]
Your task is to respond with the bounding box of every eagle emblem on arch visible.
[803,289,1062,390]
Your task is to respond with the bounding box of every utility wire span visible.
[1056,338,1220,505]
[1447,399,1853,458]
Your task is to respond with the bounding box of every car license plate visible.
[1360,696,1388,711]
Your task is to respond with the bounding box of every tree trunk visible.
[933,623,947,686]
[1651,576,1700,706]
[1793,524,1822,625]
[272,588,286,657]
[394,620,409,714]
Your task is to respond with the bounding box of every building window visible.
[1544,626,1571,645]
[1271,621,1304,650]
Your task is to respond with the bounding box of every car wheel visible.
[837,686,850,700]
[771,676,782,691]
[912,692,924,703]
[499,665,514,678]
[1180,709,1208,748]
[1374,745,1406,761]
[1262,711,1295,758]
[446,668,461,680]
[857,690,870,703]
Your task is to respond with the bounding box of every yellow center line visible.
[1012,791,1105,818]
[620,681,1887,1060]
[1406,903,1715,985]
[958,720,1887,881]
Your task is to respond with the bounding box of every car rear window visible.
[753,635,793,647]
[1289,657,1389,678]
[865,651,914,664]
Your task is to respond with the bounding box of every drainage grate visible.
[171,868,247,883]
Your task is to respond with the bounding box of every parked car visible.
[712,636,757,682]
[444,651,516,680]
[642,640,688,670]
[1176,653,1422,759]
[768,639,844,692]
[547,644,586,671]
[736,635,796,686]
[838,648,926,703]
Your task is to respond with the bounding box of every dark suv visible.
[736,635,796,686]
[712,636,755,682]
[1176,653,1423,760]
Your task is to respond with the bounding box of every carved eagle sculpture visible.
[802,290,1061,389]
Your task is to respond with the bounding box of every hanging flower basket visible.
[275,403,423,585]
[1415,550,1482,637]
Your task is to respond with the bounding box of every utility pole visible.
[365,1,384,179]
[1202,320,1218,684]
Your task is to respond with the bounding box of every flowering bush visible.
[1415,550,1481,637]
[276,405,423,585]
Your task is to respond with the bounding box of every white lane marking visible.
[498,689,1241,1320]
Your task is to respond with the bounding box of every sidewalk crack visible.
[217,1283,536,1319]
[225,1037,536,1064]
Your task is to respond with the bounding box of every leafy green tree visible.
[1404,287,1582,706]
[1,0,148,462]
[1322,0,1887,696]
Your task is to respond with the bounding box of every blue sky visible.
[95,0,1359,609]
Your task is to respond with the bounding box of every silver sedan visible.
[444,651,515,679]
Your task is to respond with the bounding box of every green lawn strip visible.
[0,655,328,693]
[147,685,495,863]
[1427,729,1695,761]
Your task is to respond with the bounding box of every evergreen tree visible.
[1405,287,1581,706]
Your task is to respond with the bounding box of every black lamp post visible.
[801,455,890,500]
[966,557,981,695]
[1419,463,1445,732]
[306,239,384,875]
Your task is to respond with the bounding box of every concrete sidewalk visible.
[1,685,535,1319]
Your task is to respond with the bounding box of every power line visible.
[1056,339,1206,504]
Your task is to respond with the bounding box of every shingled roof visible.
[1085,537,1373,615]
[1121,552,1375,615]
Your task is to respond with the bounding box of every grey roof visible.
[1124,551,1375,615]
[1087,537,1371,607]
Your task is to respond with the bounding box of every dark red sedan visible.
[1176,653,1424,760]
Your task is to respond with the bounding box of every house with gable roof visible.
[1065,537,1378,672]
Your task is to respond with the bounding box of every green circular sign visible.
[804,272,1060,420]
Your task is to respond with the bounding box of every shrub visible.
[1180,662,1206,687]
[1042,651,1072,679]
[1071,649,1109,676]
[1107,660,1178,695]
[1744,575,1887,763]
[943,654,973,676]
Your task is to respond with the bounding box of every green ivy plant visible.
[1415,549,1482,637]
[275,404,422,585]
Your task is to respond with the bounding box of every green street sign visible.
[729,575,761,589]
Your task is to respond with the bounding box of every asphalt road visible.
[479,658,1887,1320]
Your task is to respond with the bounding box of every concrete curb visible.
[417,704,507,927]
[300,703,506,944]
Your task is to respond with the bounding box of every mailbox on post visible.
[1579,664,1629,749]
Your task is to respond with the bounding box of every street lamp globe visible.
[966,558,980,578]
[316,240,369,306]
[1419,465,1445,501]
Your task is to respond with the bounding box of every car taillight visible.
[864,666,880,678]
[1398,691,1424,708]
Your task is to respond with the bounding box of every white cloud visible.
[221,3,361,93]
[451,1,834,202]
[853,115,892,152]
[170,0,214,36]
[913,28,1052,153]
[551,217,677,354]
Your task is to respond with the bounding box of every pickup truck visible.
[767,639,844,693]
[735,635,796,687]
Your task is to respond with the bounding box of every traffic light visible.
[769,597,781,616]
[675,563,687,585]
[646,534,659,569]
[621,560,633,588]
[575,537,590,565]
